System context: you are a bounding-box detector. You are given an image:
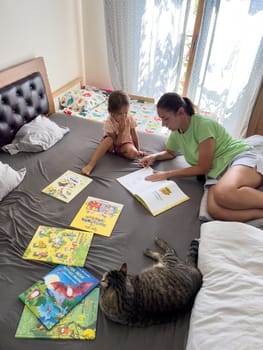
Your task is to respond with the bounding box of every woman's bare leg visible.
[207,165,263,221]
[82,137,113,176]
[208,186,263,221]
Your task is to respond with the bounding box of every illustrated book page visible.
[117,167,189,216]
[42,170,93,203]
[19,265,99,330]
[22,226,94,267]
[70,196,123,237]
[15,288,99,339]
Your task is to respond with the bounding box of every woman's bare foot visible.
[81,164,93,176]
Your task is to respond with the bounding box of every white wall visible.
[82,0,112,90]
[0,0,83,92]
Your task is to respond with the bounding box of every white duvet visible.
[186,221,263,350]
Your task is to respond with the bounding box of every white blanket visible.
[186,221,263,350]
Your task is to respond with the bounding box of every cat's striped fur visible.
[99,238,202,327]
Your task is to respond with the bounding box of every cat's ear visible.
[120,263,127,275]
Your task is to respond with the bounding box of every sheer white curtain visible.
[104,0,190,99]
[188,0,263,137]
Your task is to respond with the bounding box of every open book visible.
[117,167,189,216]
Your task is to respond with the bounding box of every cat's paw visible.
[144,248,153,257]
[154,237,169,250]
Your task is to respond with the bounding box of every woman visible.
[139,92,263,222]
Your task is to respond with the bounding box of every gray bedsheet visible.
[0,113,203,350]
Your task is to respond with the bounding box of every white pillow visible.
[1,115,70,155]
[0,161,26,200]
[186,221,263,350]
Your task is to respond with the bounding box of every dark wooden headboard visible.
[0,57,54,114]
[0,57,55,147]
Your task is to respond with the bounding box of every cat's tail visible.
[186,239,199,266]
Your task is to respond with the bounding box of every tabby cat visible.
[99,237,202,327]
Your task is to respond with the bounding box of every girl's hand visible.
[138,155,155,167]
[138,150,148,157]
[145,170,168,182]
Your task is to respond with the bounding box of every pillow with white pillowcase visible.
[0,161,26,201]
[2,115,70,155]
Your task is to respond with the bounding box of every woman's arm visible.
[145,137,215,181]
[139,149,176,167]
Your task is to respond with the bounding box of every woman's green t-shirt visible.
[166,114,250,179]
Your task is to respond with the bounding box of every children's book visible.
[19,265,99,330]
[117,167,189,216]
[42,170,93,203]
[70,196,123,237]
[22,226,94,267]
[15,287,99,340]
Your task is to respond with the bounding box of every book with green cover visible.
[42,170,93,203]
[19,265,99,330]
[22,226,94,267]
[70,196,123,237]
[15,288,99,339]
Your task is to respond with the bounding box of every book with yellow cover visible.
[70,196,123,237]
[117,167,189,216]
[23,226,94,267]
[42,170,93,203]
[15,288,99,340]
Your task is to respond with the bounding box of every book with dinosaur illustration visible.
[117,167,189,216]
[70,196,123,237]
[22,226,94,267]
[15,287,99,339]
[42,170,93,203]
[19,265,99,330]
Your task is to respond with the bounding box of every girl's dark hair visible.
[157,92,196,116]
[108,90,130,113]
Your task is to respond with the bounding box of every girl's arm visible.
[145,137,215,181]
[131,128,139,150]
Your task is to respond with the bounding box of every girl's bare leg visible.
[120,143,140,159]
[82,137,113,176]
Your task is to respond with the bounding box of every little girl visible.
[82,90,147,176]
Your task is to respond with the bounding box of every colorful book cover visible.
[19,265,99,330]
[70,196,123,237]
[22,226,94,267]
[42,170,93,203]
[15,288,99,339]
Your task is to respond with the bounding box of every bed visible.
[0,57,204,350]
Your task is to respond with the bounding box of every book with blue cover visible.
[19,265,99,330]
[15,288,100,339]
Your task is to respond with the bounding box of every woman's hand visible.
[138,154,156,167]
[145,170,168,181]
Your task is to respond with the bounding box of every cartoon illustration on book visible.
[19,265,99,330]
[23,226,94,266]
[15,288,99,339]
[42,170,93,203]
[70,196,123,237]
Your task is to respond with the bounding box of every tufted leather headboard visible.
[0,57,55,148]
[0,73,49,147]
